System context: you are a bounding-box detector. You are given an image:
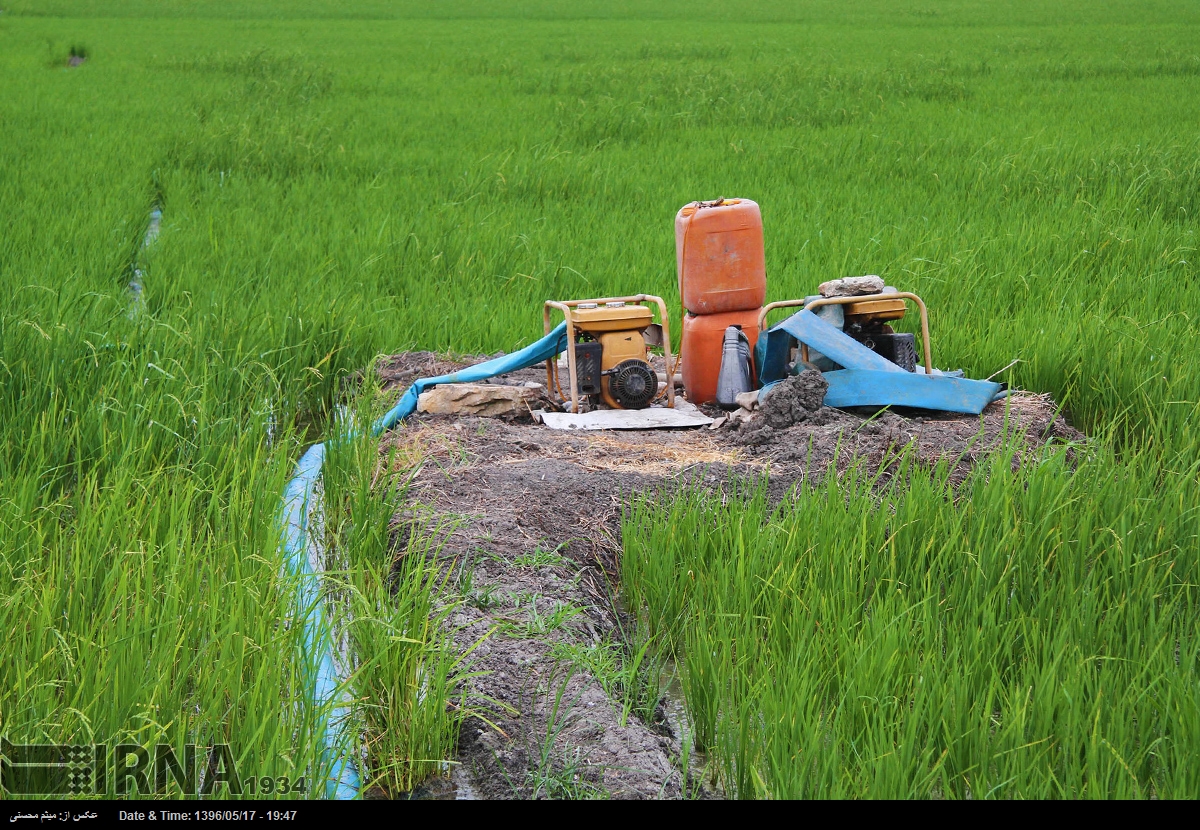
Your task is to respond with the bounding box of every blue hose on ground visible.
[372,323,569,433]
[279,443,359,800]
[278,322,569,798]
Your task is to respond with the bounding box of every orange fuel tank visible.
[676,199,766,316]
[682,308,762,405]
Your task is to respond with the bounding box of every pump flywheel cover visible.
[607,360,657,409]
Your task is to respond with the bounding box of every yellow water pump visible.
[543,295,676,412]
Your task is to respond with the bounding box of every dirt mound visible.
[410,455,685,799]
[734,369,828,444]
[375,352,1085,799]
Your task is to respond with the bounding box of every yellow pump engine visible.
[543,295,676,412]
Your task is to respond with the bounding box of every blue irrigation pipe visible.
[278,322,569,799]
[279,442,358,799]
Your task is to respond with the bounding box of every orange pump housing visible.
[675,199,766,316]
[681,309,761,406]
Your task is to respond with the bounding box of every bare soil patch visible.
[375,351,1083,799]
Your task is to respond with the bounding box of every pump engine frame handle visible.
[544,294,675,413]
[757,292,933,375]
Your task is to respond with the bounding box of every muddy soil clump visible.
[734,369,828,444]
[373,352,1084,799]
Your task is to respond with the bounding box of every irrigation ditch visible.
[371,349,1083,799]
[127,200,365,799]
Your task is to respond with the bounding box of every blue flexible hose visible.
[279,443,359,799]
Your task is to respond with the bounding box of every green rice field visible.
[2,0,1198,799]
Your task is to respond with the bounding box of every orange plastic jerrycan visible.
[676,198,766,316]
[682,308,762,406]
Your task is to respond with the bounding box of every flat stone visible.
[818,275,885,297]
[417,383,540,417]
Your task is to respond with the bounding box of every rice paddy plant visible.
[0,316,325,795]
[0,24,446,794]
[318,412,468,796]
[622,436,1200,798]
[4,0,1200,799]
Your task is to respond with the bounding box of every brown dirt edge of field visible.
[370,351,1085,800]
